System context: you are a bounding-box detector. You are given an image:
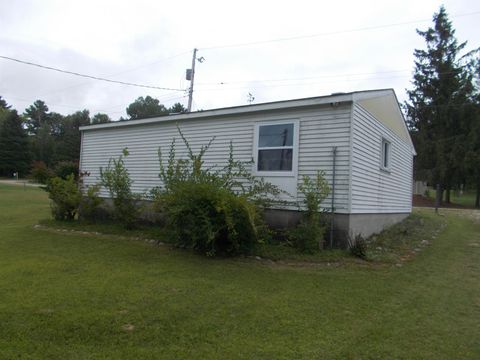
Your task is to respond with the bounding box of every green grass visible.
[427,188,478,208]
[1,183,480,359]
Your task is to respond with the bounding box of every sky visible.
[1,0,479,120]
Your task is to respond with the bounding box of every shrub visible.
[159,181,257,256]
[31,160,54,184]
[79,184,105,221]
[100,148,139,229]
[289,171,330,252]
[54,161,79,180]
[45,174,82,220]
[153,126,282,256]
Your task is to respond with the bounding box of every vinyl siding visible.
[350,103,413,213]
[80,105,352,213]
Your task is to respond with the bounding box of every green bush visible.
[159,181,257,256]
[289,171,330,252]
[153,126,282,256]
[45,174,82,220]
[54,161,79,180]
[79,184,105,222]
[31,160,54,184]
[100,148,139,229]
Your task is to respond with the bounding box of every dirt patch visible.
[122,324,135,332]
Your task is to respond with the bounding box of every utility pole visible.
[187,48,197,112]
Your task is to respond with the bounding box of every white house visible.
[79,88,415,245]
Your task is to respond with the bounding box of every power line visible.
[37,50,192,97]
[0,55,186,92]
[199,10,480,50]
[196,69,412,86]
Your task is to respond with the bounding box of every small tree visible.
[290,171,330,252]
[46,174,82,220]
[99,148,139,228]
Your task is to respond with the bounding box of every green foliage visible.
[153,126,282,256]
[405,6,478,198]
[55,110,90,163]
[126,96,187,120]
[298,171,330,216]
[289,171,330,252]
[0,96,11,110]
[156,127,283,207]
[31,160,54,184]
[100,148,139,229]
[79,184,105,222]
[54,161,79,180]
[24,99,49,135]
[159,181,257,256]
[45,174,82,220]
[91,113,111,124]
[0,110,31,177]
[126,96,168,120]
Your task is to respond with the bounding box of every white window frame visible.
[253,119,299,177]
[380,137,392,172]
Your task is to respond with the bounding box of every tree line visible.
[0,96,185,180]
[405,6,480,207]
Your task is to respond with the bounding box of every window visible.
[381,138,391,170]
[256,122,295,173]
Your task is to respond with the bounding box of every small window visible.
[381,138,391,170]
[257,123,294,172]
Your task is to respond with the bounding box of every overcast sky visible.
[1,0,479,120]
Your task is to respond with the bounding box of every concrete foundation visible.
[264,209,410,248]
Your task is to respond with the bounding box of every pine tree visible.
[405,6,477,203]
[0,110,31,177]
[24,100,49,135]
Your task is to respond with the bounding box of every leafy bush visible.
[159,181,257,256]
[54,161,79,180]
[31,160,54,184]
[45,174,82,220]
[153,126,282,256]
[100,148,139,229]
[79,184,105,221]
[289,171,330,252]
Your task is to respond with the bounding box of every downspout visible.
[329,146,337,248]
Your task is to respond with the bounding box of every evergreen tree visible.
[0,96,11,110]
[405,6,477,203]
[24,100,49,135]
[0,110,30,177]
[55,110,90,162]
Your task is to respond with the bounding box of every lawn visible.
[0,184,479,359]
[426,188,478,208]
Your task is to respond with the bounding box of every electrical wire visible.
[199,11,480,50]
[0,55,186,91]
[36,50,192,97]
